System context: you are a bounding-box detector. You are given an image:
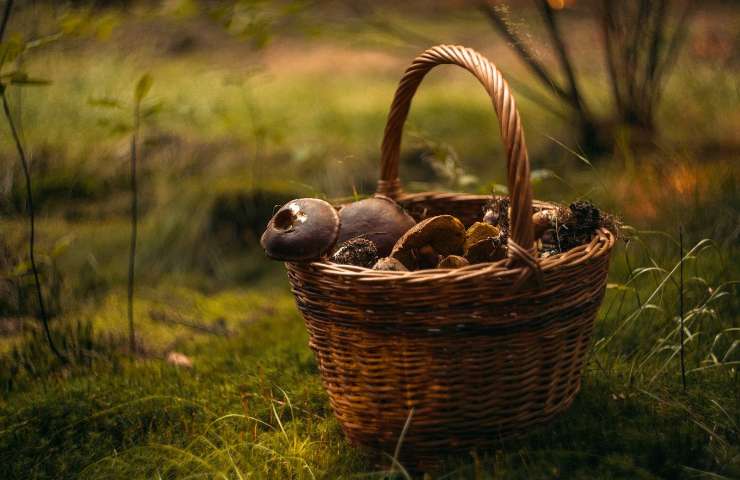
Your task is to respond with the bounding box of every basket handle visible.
[377,45,535,254]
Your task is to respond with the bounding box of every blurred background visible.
[0,1,738,478]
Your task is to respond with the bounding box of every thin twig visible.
[649,0,694,114]
[127,100,140,354]
[2,93,65,362]
[626,0,651,108]
[641,0,668,110]
[478,2,571,103]
[600,0,624,114]
[345,1,436,49]
[535,0,590,121]
[149,310,232,337]
[1,0,65,363]
[679,225,686,392]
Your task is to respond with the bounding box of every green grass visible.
[0,272,737,479]
[0,4,738,479]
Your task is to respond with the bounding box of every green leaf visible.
[50,235,75,258]
[95,14,120,41]
[7,72,51,86]
[95,117,132,135]
[134,73,153,103]
[59,12,87,35]
[11,260,31,277]
[88,96,123,109]
[0,37,25,69]
[141,101,164,119]
[110,121,133,135]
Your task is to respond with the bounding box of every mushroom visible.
[466,236,506,264]
[331,238,379,267]
[537,201,607,254]
[372,257,408,271]
[556,201,603,251]
[438,255,470,268]
[569,200,601,229]
[482,197,510,239]
[336,195,416,257]
[465,222,500,247]
[464,222,506,264]
[416,245,442,269]
[532,209,558,239]
[260,198,339,261]
[390,215,466,270]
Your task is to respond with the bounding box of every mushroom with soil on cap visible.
[330,238,379,268]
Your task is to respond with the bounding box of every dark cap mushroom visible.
[260,198,339,261]
[336,195,416,257]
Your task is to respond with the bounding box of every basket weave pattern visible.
[285,45,615,458]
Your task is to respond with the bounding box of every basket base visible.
[341,377,581,469]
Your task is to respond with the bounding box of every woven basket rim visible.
[297,227,614,281]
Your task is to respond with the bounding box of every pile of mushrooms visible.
[261,194,610,270]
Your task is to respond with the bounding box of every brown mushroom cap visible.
[372,257,408,271]
[438,255,470,268]
[260,198,339,261]
[465,237,506,264]
[464,222,506,264]
[532,209,557,239]
[464,222,500,251]
[390,215,465,270]
[337,195,416,257]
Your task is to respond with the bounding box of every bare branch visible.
[345,1,436,49]
[627,0,652,106]
[505,72,570,120]
[649,0,694,115]
[643,0,668,99]
[535,0,590,120]
[600,0,625,115]
[479,2,572,104]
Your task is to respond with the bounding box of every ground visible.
[0,2,738,479]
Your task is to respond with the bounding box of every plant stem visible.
[601,0,625,115]
[128,101,140,354]
[1,92,65,362]
[536,0,590,122]
[679,225,686,392]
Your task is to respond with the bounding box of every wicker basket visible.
[285,45,615,461]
